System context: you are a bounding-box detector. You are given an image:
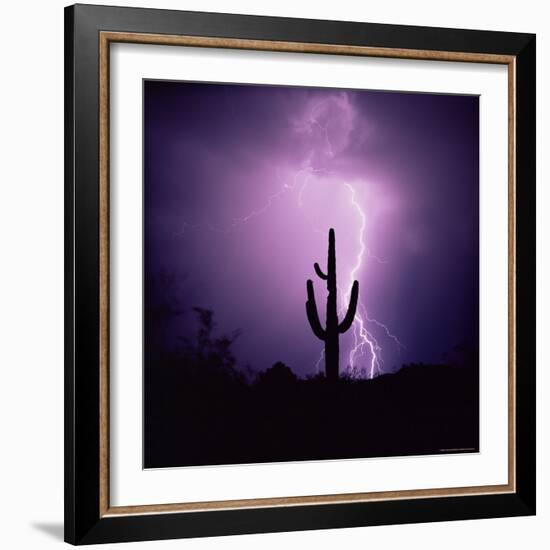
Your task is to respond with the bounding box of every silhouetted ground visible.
[144,360,479,468]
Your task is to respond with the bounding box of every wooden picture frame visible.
[65,3,535,544]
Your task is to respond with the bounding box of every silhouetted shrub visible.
[256,361,298,387]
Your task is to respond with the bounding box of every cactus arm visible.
[314,262,328,280]
[306,300,326,340]
[338,280,359,333]
[306,280,326,340]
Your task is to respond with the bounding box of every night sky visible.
[144,80,479,378]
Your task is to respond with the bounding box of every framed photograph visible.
[64,4,536,545]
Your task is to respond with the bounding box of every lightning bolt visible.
[339,183,403,379]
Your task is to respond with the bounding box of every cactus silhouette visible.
[306,228,359,382]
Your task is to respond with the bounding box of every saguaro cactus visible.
[306,228,359,382]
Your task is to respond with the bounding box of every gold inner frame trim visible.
[98,31,516,517]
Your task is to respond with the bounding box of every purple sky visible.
[144,80,479,378]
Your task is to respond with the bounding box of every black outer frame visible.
[64,3,536,545]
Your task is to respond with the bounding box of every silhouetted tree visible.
[180,307,242,381]
[306,228,359,382]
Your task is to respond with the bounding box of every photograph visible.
[143,80,480,468]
